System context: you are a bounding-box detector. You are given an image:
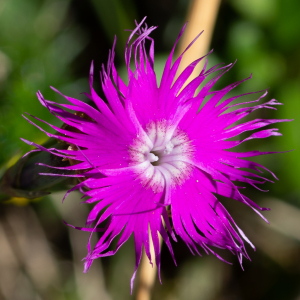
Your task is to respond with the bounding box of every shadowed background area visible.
[0,0,299,299]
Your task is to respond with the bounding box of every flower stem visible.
[135,238,158,300]
[135,1,222,299]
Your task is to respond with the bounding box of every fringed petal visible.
[21,17,289,292]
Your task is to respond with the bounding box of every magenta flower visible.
[22,18,289,291]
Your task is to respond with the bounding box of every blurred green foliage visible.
[225,0,300,200]
[0,0,87,167]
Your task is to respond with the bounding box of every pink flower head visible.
[22,18,290,291]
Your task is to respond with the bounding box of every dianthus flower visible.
[22,18,289,291]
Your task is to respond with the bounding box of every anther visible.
[164,141,174,154]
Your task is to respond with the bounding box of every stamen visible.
[147,152,159,163]
[164,141,174,154]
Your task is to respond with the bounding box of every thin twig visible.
[136,1,221,299]
[176,0,222,86]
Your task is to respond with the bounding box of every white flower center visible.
[129,120,194,194]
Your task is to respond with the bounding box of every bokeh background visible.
[0,0,299,299]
